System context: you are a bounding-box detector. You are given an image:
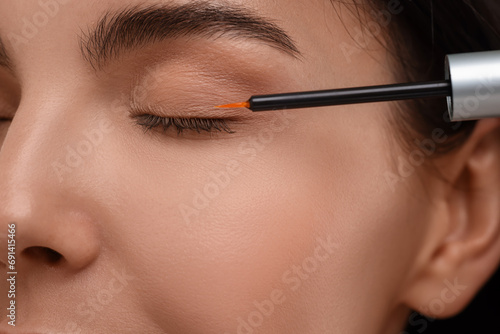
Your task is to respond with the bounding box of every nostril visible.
[23,246,63,265]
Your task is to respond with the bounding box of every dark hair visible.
[333,1,500,332]
[334,0,500,160]
[390,0,500,156]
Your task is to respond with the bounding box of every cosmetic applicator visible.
[216,50,500,122]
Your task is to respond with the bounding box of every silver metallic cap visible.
[445,50,500,121]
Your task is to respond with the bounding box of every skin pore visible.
[1,0,500,333]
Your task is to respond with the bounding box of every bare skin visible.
[0,1,499,333]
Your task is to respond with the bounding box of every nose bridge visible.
[1,97,64,205]
[1,96,77,205]
[0,95,102,270]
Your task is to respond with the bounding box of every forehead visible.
[0,0,396,90]
[0,0,350,56]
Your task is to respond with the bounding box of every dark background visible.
[404,267,500,333]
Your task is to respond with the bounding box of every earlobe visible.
[399,119,500,319]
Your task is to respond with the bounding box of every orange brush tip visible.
[215,101,250,109]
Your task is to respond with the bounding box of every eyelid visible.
[129,105,236,136]
[130,96,254,120]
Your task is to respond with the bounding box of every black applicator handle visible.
[248,80,452,112]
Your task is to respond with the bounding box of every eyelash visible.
[130,108,235,135]
[0,108,236,136]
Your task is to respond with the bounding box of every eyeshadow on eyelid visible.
[128,97,288,131]
[127,62,298,124]
[131,102,251,120]
[129,86,252,118]
[128,53,294,98]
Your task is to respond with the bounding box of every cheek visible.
[103,118,331,330]
[92,115,330,330]
[95,105,427,332]
[297,107,430,329]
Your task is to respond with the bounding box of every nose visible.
[0,102,100,272]
[1,207,100,271]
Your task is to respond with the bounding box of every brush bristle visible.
[215,102,250,109]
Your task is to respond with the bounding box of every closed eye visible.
[129,107,235,136]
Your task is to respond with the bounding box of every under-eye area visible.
[0,1,499,334]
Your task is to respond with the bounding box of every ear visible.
[399,118,500,319]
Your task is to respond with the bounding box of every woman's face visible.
[0,0,433,333]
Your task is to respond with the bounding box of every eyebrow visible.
[79,1,302,71]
